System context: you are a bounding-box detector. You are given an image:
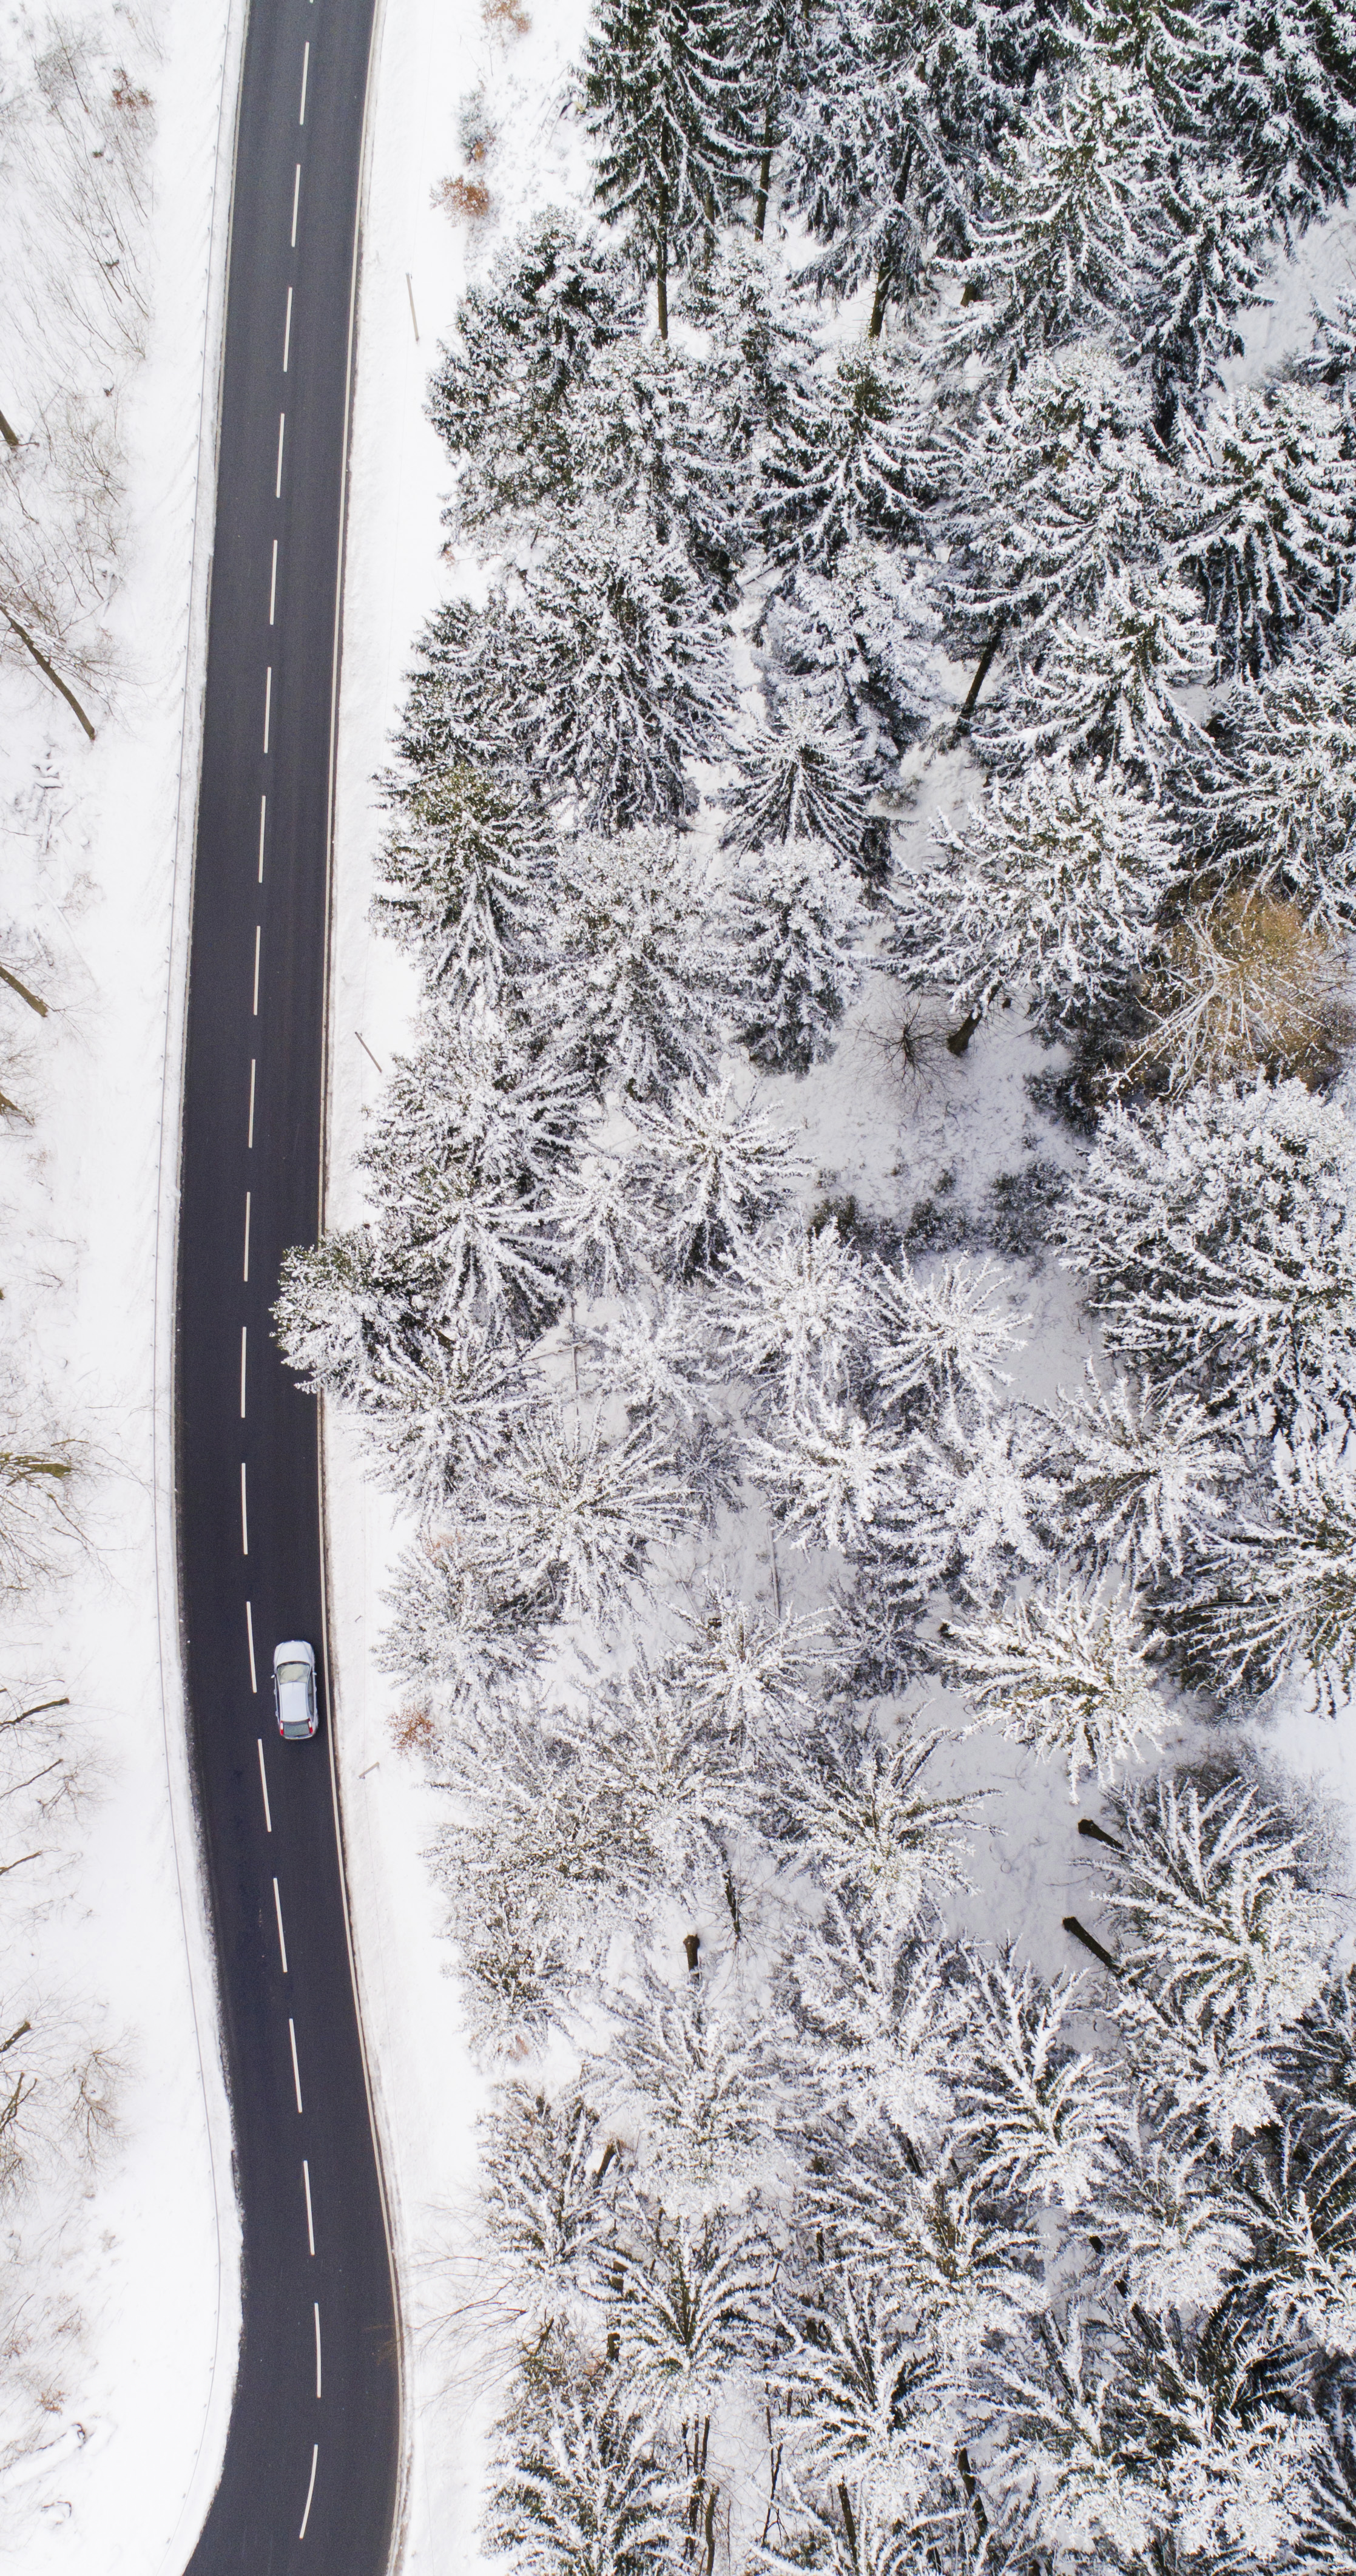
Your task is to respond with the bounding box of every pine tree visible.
[672,1583,821,1746]
[536,827,734,1101]
[468,1407,691,1624]
[428,211,643,524]
[940,1579,1169,1797]
[479,2084,618,2347]
[1176,1422,1356,1711]
[727,836,866,1073]
[722,708,869,862]
[760,544,942,765]
[867,1251,1026,1415]
[1175,381,1356,678]
[590,1981,786,2216]
[720,1219,872,1401]
[880,1396,1052,1609]
[569,335,748,598]
[1042,1365,1238,1580]
[583,0,752,336]
[372,762,551,1006]
[1199,612,1356,929]
[517,508,736,826]
[888,754,1177,1038]
[485,2364,681,2576]
[1137,149,1273,421]
[378,1532,546,1730]
[1061,1075,1356,1427]
[627,1077,802,1275]
[954,1950,1124,2209]
[748,1389,913,1554]
[760,351,928,575]
[980,569,1215,783]
[765,1709,980,1931]
[612,2209,775,2427]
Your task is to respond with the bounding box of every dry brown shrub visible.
[483,0,531,31]
[1132,886,1356,1091]
[433,174,493,223]
[391,1705,436,1757]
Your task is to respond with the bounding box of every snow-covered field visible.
[326,5,1356,2566]
[0,3,243,2563]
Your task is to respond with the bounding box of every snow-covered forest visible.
[291,1,1356,2565]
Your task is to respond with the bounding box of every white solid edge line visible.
[148,7,252,2569]
[303,2157,315,2255]
[257,1737,272,1833]
[289,2017,303,2115]
[239,1461,248,1557]
[298,2444,318,2542]
[273,1877,289,1975]
[246,1600,258,1696]
[314,2302,322,2399]
[240,1325,247,1420]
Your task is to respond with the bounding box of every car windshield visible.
[278,1662,309,1685]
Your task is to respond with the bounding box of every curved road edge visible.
[313,2,415,2565]
[148,3,252,2569]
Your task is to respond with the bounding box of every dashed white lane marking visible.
[289,2017,303,2114]
[248,1057,257,1149]
[303,2157,315,2255]
[291,161,301,246]
[275,411,286,498]
[240,1325,248,1420]
[299,2444,318,2542]
[257,1734,272,1831]
[247,1604,259,1698]
[258,793,267,882]
[283,285,294,373]
[314,2302,322,2399]
[269,539,278,624]
[273,1876,289,1975]
[252,924,261,1015]
[299,41,310,127]
[240,1462,249,1557]
[263,664,272,753]
[243,1191,251,1283]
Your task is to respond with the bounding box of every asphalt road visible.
[177,2,399,2568]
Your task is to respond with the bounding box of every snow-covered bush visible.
[1062,1076,1356,1425]
[940,1580,1169,1796]
[889,754,1178,1036]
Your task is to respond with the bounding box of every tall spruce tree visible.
[584,0,752,336]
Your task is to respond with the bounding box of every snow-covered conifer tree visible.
[1061,1076,1356,1425]
[760,351,927,573]
[516,508,736,825]
[611,2209,774,2426]
[678,232,817,451]
[1042,1366,1238,1580]
[940,1580,1168,1796]
[720,1220,872,1400]
[1177,1423,1356,1710]
[954,1951,1123,2208]
[470,1407,690,1624]
[378,1533,545,1732]
[1131,885,1353,1091]
[766,1710,980,1930]
[760,543,942,762]
[537,827,734,1101]
[428,212,643,524]
[478,2085,617,2347]
[867,1251,1025,1415]
[1175,381,1356,677]
[627,1077,801,1276]
[672,1584,821,1746]
[981,569,1215,783]
[888,754,1177,1040]
[1199,612,1356,928]
[727,836,866,1074]
[722,708,868,862]
[747,1389,912,1553]
[373,762,550,1007]
[882,1397,1051,1607]
[583,0,752,334]
[569,334,747,597]
[590,1981,786,2216]
[485,2365,680,2574]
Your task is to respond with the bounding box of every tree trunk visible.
[1,610,96,740]
[955,617,1006,730]
[0,408,19,451]
[0,964,48,1018]
[754,99,775,241]
[1063,1914,1120,1975]
[867,269,889,340]
[945,1009,982,1057]
[838,2484,859,2569]
[656,229,669,342]
[956,2446,988,2534]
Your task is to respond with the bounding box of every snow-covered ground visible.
[322,6,1356,2564]
[0,3,243,2563]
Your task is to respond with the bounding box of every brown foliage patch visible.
[1132,887,1356,1091]
[433,174,493,223]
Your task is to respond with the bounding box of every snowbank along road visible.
[177,1,400,2568]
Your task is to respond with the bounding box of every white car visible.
[272,1640,318,1741]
